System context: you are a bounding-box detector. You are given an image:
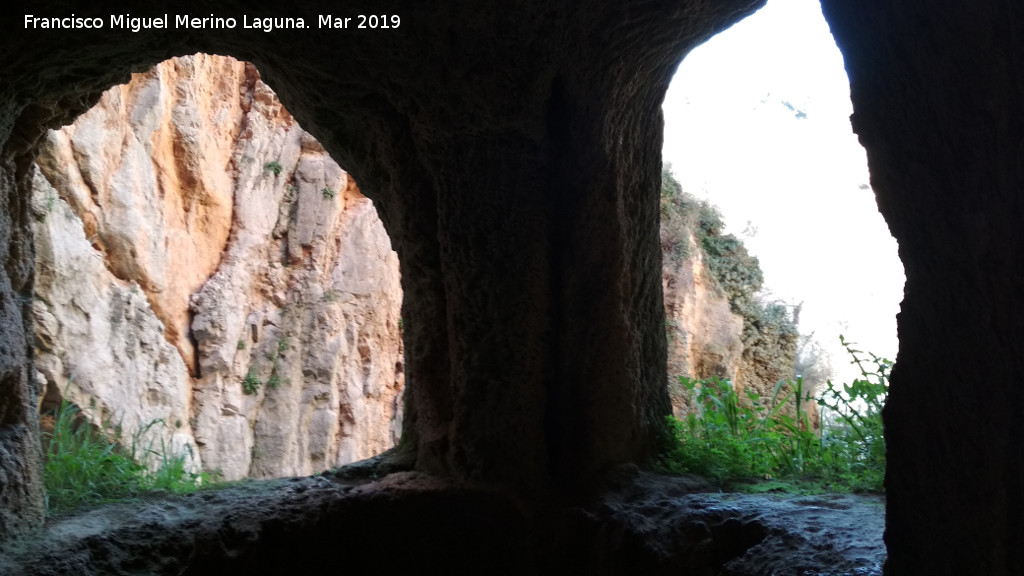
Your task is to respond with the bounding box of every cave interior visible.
[0,1,1022,574]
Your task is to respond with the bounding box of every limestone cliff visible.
[30,54,403,481]
[662,234,744,411]
[660,168,798,417]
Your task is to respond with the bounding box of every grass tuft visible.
[42,396,211,515]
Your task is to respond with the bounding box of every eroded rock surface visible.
[30,55,403,480]
[662,229,800,420]
[0,470,885,575]
[663,233,745,413]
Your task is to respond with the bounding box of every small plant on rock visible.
[242,371,262,394]
[321,186,337,200]
[267,372,286,390]
[263,160,283,176]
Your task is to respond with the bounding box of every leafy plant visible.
[660,337,888,492]
[702,233,763,303]
[321,186,337,200]
[42,396,208,514]
[237,339,247,351]
[242,371,262,394]
[267,372,288,390]
[264,160,283,176]
[815,335,889,491]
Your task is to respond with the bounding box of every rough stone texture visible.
[33,55,241,376]
[30,55,403,481]
[736,305,804,421]
[663,232,745,413]
[0,470,885,576]
[31,164,199,472]
[663,229,805,425]
[820,3,1024,574]
[0,155,44,538]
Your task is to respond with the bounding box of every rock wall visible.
[662,233,744,411]
[30,55,403,481]
[0,156,45,537]
[662,232,801,417]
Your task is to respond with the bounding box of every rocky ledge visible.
[0,466,884,575]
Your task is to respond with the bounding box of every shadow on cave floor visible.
[0,456,884,576]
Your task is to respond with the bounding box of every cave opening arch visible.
[30,53,406,486]
[0,25,440,533]
[658,0,903,470]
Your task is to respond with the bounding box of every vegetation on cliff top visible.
[661,165,798,400]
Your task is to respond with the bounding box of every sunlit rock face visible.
[663,233,744,412]
[30,55,404,481]
[663,229,801,422]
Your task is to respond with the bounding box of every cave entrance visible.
[30,54,405,501]
[658,0,904,491]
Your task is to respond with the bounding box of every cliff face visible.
[660,170,798,418]
[31,54,403,481]
[662,234,744,411]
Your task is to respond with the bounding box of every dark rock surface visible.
[0,471,884,575]
[0,153,44,538]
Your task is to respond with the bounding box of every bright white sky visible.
[661,0,905,385]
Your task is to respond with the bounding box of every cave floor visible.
[0,467,884,575]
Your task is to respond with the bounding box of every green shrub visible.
[815,335,888,491]
[660,166,697,264]
[267,371,289,390]
[242,371,261,394]
[263,160,283,176]
[660,337,888,492]
[321,187,337,200]
[42,397,208,514]
[701,233,763,303]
